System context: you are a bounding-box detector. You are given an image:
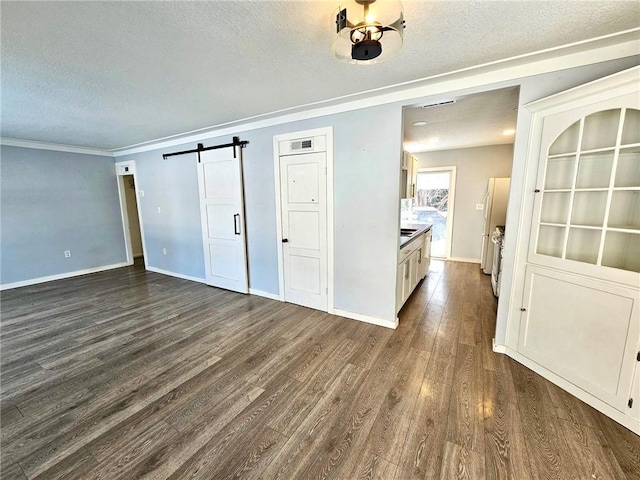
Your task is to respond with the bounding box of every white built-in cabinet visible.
[517,66,640,433]
[397,228,431,313]
[401,151,419,199]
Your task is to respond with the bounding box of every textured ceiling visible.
[1,1,638,150]
[403,87,520,153]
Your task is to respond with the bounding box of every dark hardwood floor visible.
[1,260,639,479]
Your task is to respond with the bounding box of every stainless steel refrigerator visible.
[480,177,510,274]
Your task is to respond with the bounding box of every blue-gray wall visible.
[0,146,127,284]
[120,103,403,321]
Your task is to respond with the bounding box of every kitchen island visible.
[397,223,432,313]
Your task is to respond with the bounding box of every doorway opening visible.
[415,167,456,259]
[115,161,147,268]
[123,175,144,264]
[401,86,518,265]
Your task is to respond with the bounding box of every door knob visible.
[282,238,289,243]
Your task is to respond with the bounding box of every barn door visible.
[197,146,248,293]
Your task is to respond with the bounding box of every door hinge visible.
[637,351,640,362]
[629,398,634,409]
[520,307,526,312]
[534,189,540,193]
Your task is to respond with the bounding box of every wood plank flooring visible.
[1,260,639,479]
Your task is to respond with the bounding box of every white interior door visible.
[197,147,248,293]
[279,150,328,310]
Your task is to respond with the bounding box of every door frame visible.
[115,160,148,269]
[416,166,457,260]
[272,127,335,313]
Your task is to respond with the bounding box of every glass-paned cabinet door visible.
[531,103,640,283]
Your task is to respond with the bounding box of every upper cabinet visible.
[401,151,418,199]
[529,94,640,287]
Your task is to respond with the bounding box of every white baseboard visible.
[0,262,130,290]
[145,266,207,284]
[502,346,640,435]
[248,288,283,301]
[492,339,507,353]
[449,257,481,264]
[331,308,398,330]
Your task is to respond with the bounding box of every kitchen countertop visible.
[400,223,432,249]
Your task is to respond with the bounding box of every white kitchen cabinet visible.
[397,227,432,313]
[401,151,419,199]
[520,265,639,412]
[423,229,431,277]
[515,66,640,434]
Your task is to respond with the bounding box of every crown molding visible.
[3,29,638,158]
[0,137,114,157]
[111,28,640,158]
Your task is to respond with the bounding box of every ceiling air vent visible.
[421,100,456,109]
[291,139,313,151]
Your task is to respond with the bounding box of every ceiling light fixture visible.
[412,121,427,127]
[332,0,405,64]
[503,128,516,135]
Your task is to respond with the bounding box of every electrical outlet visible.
[476,204,484,210]
[138,190,144,197]
[64,250,71,258]
[162,248,167,255]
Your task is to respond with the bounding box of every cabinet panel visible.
[566,228,600,264]
[615,146,640,187]
[541,192,571,224]
[622,109,640,145]
[411,249,421,289]
[602,231,640,272]
[629,363,640,421]
[571,191,607,226]
[536,225,566,257]
[520,265,639,411]
[545,156,576,189]
[609,191,640,230]
[549,119,580,155]
[581,109,621,151]
[402,259,411,303]
[575,152,613,189]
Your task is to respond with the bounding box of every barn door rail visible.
[162,136,249,162]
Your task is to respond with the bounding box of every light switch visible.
[157,206,162,213]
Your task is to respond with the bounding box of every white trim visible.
[332,308,399,330]
[492,339,507,353]
[417,166,457,260]
[0,137,114,157]
[449,257,481,264]
[249,288,283,301]
[0,263,129,290]
[145,266,207,284]
[502,346,640,435]
[524,65,640,112]
[115,161,148,270]
[110,30,639,157]
[273,127,335,314]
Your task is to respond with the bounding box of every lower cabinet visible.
[519,264,640,415]
[397,229,431,313]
